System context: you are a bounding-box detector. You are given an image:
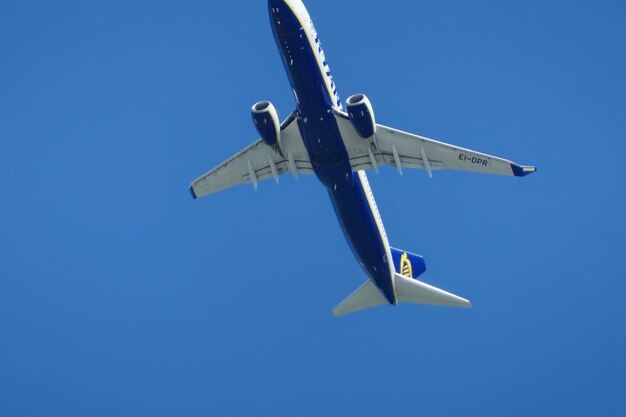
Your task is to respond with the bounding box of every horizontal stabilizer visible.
[394,273,471,308]
[333,275,470,316]
[333,280,387,316]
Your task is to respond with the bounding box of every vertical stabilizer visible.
[390,247,426,278]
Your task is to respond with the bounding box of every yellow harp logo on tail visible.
[400,252,413,278]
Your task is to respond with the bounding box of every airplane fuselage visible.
[269,0,396,303]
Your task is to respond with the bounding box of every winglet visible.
[189,185,198,200]
[511,163,537,177]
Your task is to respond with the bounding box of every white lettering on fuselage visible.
[285,0,342,110]
[310,23,342,110]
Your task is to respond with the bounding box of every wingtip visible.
[189,185,198,200]
[511,163,537,177]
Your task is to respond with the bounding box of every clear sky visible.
[1,0,625,416]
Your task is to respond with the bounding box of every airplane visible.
[189,0,536,316]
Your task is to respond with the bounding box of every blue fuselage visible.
[269,0,396,304]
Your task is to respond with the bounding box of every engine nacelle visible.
[346,94,376,139]
[251,101,281,147]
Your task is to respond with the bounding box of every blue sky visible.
[1,0,625,415]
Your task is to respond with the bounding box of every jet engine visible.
[251,101,281,147]
[346,94,376,139]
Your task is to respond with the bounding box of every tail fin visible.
[390,247,426,278]
[333,274,470,316]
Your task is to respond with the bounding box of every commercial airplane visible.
[189,0,536,316]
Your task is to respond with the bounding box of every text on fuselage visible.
[311,24,342,109]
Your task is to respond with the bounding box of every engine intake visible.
[251,101,280,147]
[346,94,376,139]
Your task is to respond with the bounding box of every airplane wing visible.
[333,110,536,177]
[190,112,313,198]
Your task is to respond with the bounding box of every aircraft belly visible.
[271,1,394,302]
[272,13,351,187]
[328,175,396,304]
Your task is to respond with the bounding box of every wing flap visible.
[376,124,518,176]
[190,112,312,198]
[333,110,536,177]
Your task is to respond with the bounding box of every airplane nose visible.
[268,0,285,9]
[268,0,284,14]
[268,0,301,35]
[269,0,299,13]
